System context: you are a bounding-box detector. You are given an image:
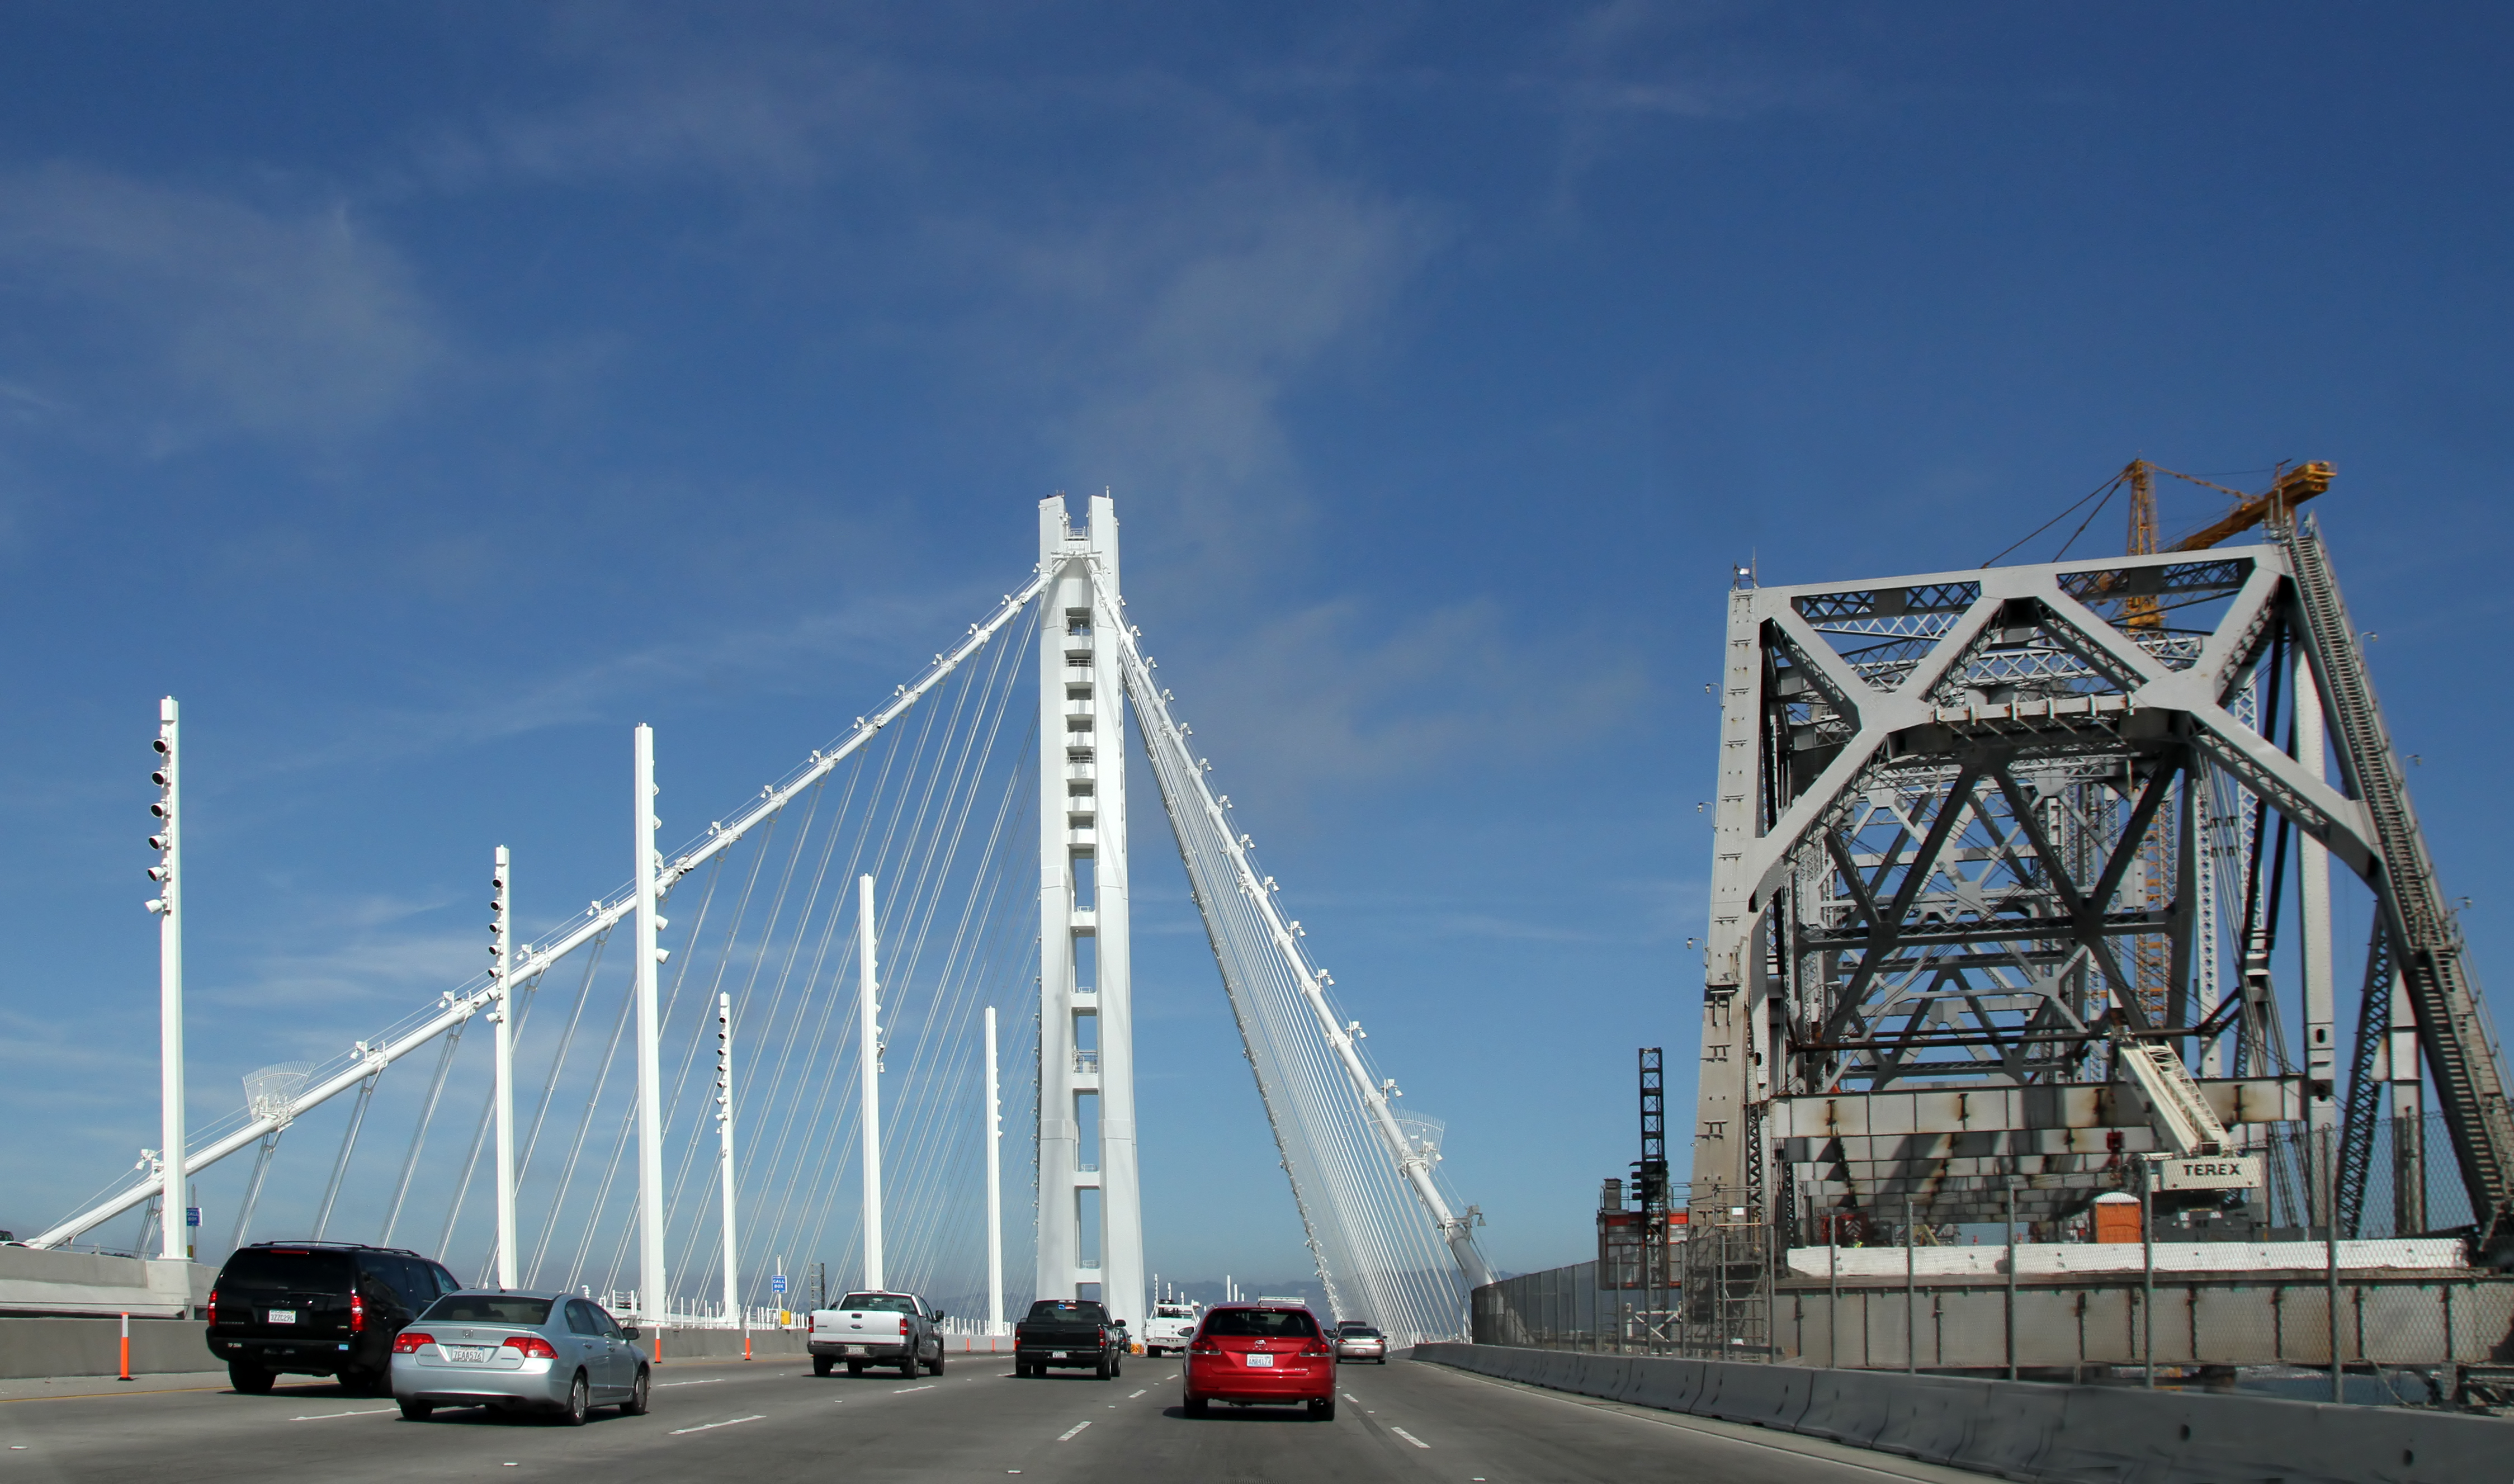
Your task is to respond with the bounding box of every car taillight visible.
[392,1332,434,1355]
[349,1293,365,1334]
[503,1335,559,1359]
[1189,1341,1218,1355]
[206,1290,218,1327]
[899,1317,911,1335]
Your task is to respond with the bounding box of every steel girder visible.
[1693,543,2371,1235]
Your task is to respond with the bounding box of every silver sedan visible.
[389,1291,650,1424]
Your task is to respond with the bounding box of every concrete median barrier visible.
[0,1317,209,1379]
[1415,1343,2507,1484]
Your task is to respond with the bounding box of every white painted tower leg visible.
[153,697,185,1263]
[2295,651,2336,1136]
[985,1005,1004,1335]
[716,993,740,1330]
[859,873,884,1292]
[634,724,667,1322]
[492,847,518,1288]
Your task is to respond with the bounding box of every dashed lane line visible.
[1388,1426,1430,1449]
[1128,1389,1147,1398]
[290,1408,397,1421]
[1056,1421,1091,1442]
[669,1414,767,1435]
[658,1379,725,1387]
[894,1384,935,1394]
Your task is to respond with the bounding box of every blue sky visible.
[2,4,2510,1285]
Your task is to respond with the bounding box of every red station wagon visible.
[1180,1302,1336,1420]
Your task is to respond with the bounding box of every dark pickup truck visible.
[1013,1298,1124,1379]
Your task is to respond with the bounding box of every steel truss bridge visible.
[30,494,1492,1345]
[1694,505,2514,1259]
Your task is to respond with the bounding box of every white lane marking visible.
[1056,1420,1091,1441]
[289,1408,396,1421]
[1390,1425,1430,1448]
[658,1378,725,1387]
[1344,1392,1360,1402]
[669,1414,767,1435]
[1128,1388,1146,1398]
[894,1384,935,1394]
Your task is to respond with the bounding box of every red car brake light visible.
[206,1289,218,1327]
[899,1317,911,1335]
[349,1292,365,1334]
[503,1335,559,1359]
[391,1331,434,1355]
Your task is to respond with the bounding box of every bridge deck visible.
[1,1352,1981,1484]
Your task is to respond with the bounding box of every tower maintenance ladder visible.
[2284,508,2514,1256]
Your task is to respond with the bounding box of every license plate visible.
[267,1310,296,1325]
[446,1345,492,1363]
[1245,1353,1274,1367]
[1052,1351,1068,1359]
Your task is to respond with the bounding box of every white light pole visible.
[716,993,740,1332]
[985,1005,1003,1334]
[491,847,518,1288]
[858,873,883,1292]
[147,697,185,1263]
[634,725,667,1322]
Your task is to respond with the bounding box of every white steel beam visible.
[492,846,518,1288]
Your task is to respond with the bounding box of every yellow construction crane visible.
[2116,459,2336,627]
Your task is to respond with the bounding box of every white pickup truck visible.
[1142,1300,1202,1356]
[808,1291,946,1378]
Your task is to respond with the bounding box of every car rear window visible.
[1027,1299,1108,1321]
[217,1249,353,1292]
[838,1293,915,1313]
[1202,1308,1318,1339]
[419,1293,555,1326]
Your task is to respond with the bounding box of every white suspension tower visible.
[985,1004,1004,1335]
[1036,493,1143,1327]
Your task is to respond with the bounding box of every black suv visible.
[207,1241,462,1395]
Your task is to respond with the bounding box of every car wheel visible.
[398,1398,434,1421]
[928,1348,945,1376]
[228,1362,275,1395]
[900,1351,920,1379]
[620,1365,650,1416]
[1184,1395,1208,1418]
[1095,1353,1113,1381]
[340,1367,386,1397]
[1310,1396,1336,1421]
[558,1371,590,1427]
[813,1355,833,1377]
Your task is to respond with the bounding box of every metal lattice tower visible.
[1693,522,2514,1252]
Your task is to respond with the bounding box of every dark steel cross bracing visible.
[1693,535,2514,1251]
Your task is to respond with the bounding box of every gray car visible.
[388,1291,650,1425]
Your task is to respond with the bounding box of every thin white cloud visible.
[0,164,445,446]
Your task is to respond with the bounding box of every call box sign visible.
[2148,1154,2262,1190]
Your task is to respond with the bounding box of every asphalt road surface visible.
[0,1353,1990,1483]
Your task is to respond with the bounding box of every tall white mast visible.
[716,993,740,1330]
[858,873,884,1292]
[148,697,185,1262]
[1035,493,1143,1329]
[634,725,666,1321]
[491,846,517,1288]
[985,1005,1003,1334]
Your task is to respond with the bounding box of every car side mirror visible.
[621,1326,640,1340]
[933,1311,946,1321]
